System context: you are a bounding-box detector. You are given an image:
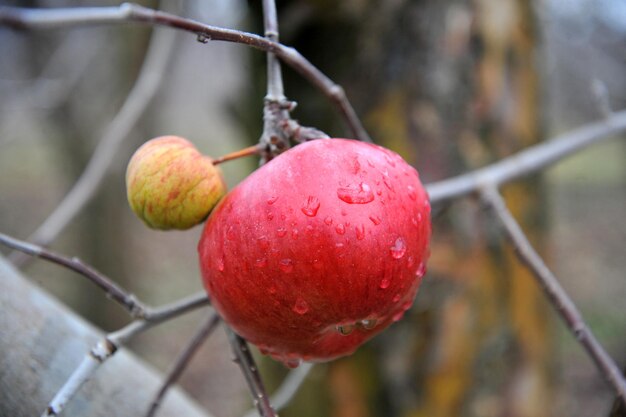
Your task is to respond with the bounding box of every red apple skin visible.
[198,139,431,365]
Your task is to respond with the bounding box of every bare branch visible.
[262,0,285,102]
[242,362,314,417]
[480,186,626,406]
[42,295,211,417]
[0,231,147,316]
[43,320,151,417]
[7,17,177,266]
[427,109,626,204]
[227,330,276,417]
[0,3,370,142]
[146,313,220,417]
[143,291,210,322]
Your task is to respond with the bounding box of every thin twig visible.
[0,231,148,317]
[42,296,211,417]
[0,3,370,142]
[262,0,284,102]
[481,185,626,406]
[258,0,291,162]
[43,321,150,417]
[7,10,177,265]
[146,313,220,417]
[212,144,265,166]
[427,109,626,204]
[242,362,314,417]
[227,330,276,417]
[143,291,210,322]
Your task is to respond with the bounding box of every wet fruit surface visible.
[126,136,226,230]
[198,139,431,364]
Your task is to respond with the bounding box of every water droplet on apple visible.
[255,258,267,268]
[301,195,320,217]
[407,185,417,201]
[384,153,396,167]
[407,256,415,268]
[416,262,427,278]
[324,216,333,225]
[392,293,401,303]
[379,278,391,289]
[369,215,382,225]
[267,196,279,205]
[284,358,302,368]
[293,297,309,314]
[355,224,365,240]
[335,223,346,235]
[390,237,407,259]
[392,310,404,322]
[383,176,394,192]
[337,324,355,335]
[276,227,287,237]
[216,256,225,272]
[291,229,299,239]
[337,182,375,204]
[279,258,294,273]
[266,212,274,221]
[360,319,377,329]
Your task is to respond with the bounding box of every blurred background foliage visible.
[0,0,625,416]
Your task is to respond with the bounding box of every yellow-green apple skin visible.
[126,136,226,230]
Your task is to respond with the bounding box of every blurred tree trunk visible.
[245,1,553,416]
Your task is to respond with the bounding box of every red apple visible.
[198,139,431,366]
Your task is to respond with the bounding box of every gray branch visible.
[427,109,626,204]
[481,186,626,406]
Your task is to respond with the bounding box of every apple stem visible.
[212,144,264,165]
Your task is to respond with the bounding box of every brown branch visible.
[0,3,370,143]
[227,330,276,417]
[0,228,210,321]
[0,231,147,317]
[146,313,220,417]
[212,144,265,166]
[427,108,626,204]
[481,186,626,406]
[242,362,314,417]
